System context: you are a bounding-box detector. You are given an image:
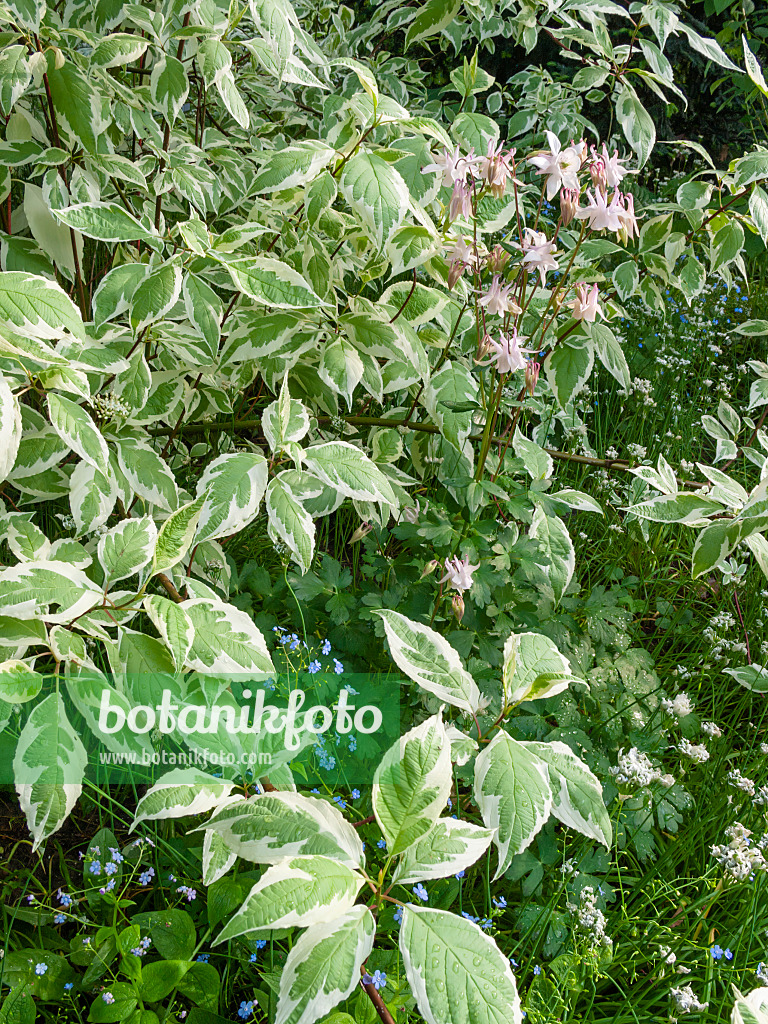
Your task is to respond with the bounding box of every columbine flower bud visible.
[448,180,472,222]
[487,244,509,274]
[452,593,465,622]
[525,359,541,396]
[590,157,607,194]
[349,522,372,544]
[475,332,493,363]
[421,560,440,578]
[447,258,465,290]
[560,187,579,226]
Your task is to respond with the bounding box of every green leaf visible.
[375,609,481,713]
[392,819,494,885]
[265,474,315,575]
[55,202,161,245]
[615,85,655,167]
[474,729,552,878]
[529,507,575,606]
[373,712,452,856]
[404,0,462,47]
[340,153,409,251]
[710,220,744,272]
[47,63,107,154]
[218,255,324,308]
[97,515,157,583]
[544,340,593,409]
[503,631,577,705]
[275,906,375,1024]
[213,856,365,943]
[140,961,193,1002]
[0,660,44,703]
[195,451,268,544]
[150,55,189,125]
[399,907,522,1024]
[47,393,109,475]
[13,691,87,851]
[523,740,611,847]
[590,322,630,389]
[253,141,335,193]
[88,983,137,1023]
[132,769,236,829]
[0,271,84,340]
[132,909,197,960]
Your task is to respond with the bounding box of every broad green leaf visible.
[276,906,375,1024]
[0,272,84,340]
[150,55,189,125]
[13,691,87,850]
[544,339,593,409]
[213,856,365,942]
[340,152,409,250]
[474,729,552,878]
[265,474,315,575]
[502,631,576,705]
[373,712,452,856]
[143,595,195,670]
[195,451,269,543]
[55,203,162,245]
[0,660,44,703]
[303,441,397,506]
[392,819,494,885]
[47,393,109,475]
[523,740,611,847]
[183,598,274,676]
[399,906,522,1024]
[218,255,324,308]
[529,507,574,606]
[253,141,334,193]
[98,516,157,583]
[375,609,481,713]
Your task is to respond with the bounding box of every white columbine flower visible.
[567,282,603,322]
[478,274,522,316]
[486,329,528,374]
[423,145,479,188]
[669,985,708,1015]
[520,228,559,285]
[441,555,480,593]
[574,188,624,233]
[527,130,582,200]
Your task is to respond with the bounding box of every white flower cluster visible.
[711,822,768,882]
[609,747,672,789]
[566,886,611,949]
[727,768,756,796]
[677,738,709,763]
[661,692,694,718]
[669,985,708,1016]
[92,392,130,420]
[700,721,722,738]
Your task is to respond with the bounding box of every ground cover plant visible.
[1,0,768,1022]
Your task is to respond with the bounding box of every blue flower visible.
[102,993,115,1004]
[724,948,734,961]
[139,868,155,885]
[394,906,403,925]
[196,954,210,963]
[413,883,428,902]
[493,896,507,909]
[533,965,541,975]
[35,963,48,975]
[64,983,73,991]
[89,860,102,875]
[351,789,360,800]
[249,953,258,962]
[104,861,118,876]
[371,970,387,991]
[333,659,344,674]
[333,795,347,810]
[461,912,479,923]
[377,839,387,850]
[54,913,66,924]
[256,940,267,949]
[711,945,724,960]
[348,737,357,752]
[57,889,72,907]
[510,957,519,967]
[455,870,465,880]
[308,660,322,674]
[321,640,331,655]
[237,1002,254,1019]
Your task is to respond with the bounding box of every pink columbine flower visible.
[478,274,522,316]
[617,191,638,243]
[448,180,473,222]
[528,131,582,200]
[567,282,604,322]
[560,187,579,226]
[574,188,624,233]
[595,143,629,189]
[486,328,528,374]
[525,360,541,395]
[441,555,480,592]
[521,228,559,285]
[478,139,515,198]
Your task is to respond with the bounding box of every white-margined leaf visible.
[47,393,109,475]
[13,691,87,851]
[399,906,522,1024]
[152,496,206,575]
[150,55,189,124]
[266,474,315,574]
[523,740,611,847]
[303,441,397,506]
[131,769,237,830]
[512,428,552,481]
[143,596,194,670]
[70,460,116,536]
[318,335,364,409]
[474,729,552,879]
[0,373,22,483]
[130,258,183,332]
[54,202,162,245]
[392,819,494,885]
[218,254,325,308]
[0,272,84,340]
[182,273,222,357]
[373,711,452,856]
[0,660,44,703]
[64,671,154,761]
[276,905,375,1024]
[213,856,365,943]
[340,152,409,250]
[544,338,593,409]
[624,493,725,523]
[375,609,481,714]
[253,140,335,193]
[183,598,274,676]
[0,561,101,622]
[97,516,157,584]
[262,378,310,452]
[503,631,578,705]
[529,507,575,606]
[195,451,268,543]
[201,791,364,870]
[116,441,178,512]
[90,33,149,68]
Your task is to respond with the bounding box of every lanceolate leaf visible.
[276,906,375,1024]
[375,609,481,713]
[13,691,87,851]
[523,740,611,847]
[392,819,494,885]
[0,373,22,483]
[213,856,365,943]
[195,452,269,543]
[340,152,409,250]
[0,272,84,340]
[131,769,236,829]
[266,475,316,574]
